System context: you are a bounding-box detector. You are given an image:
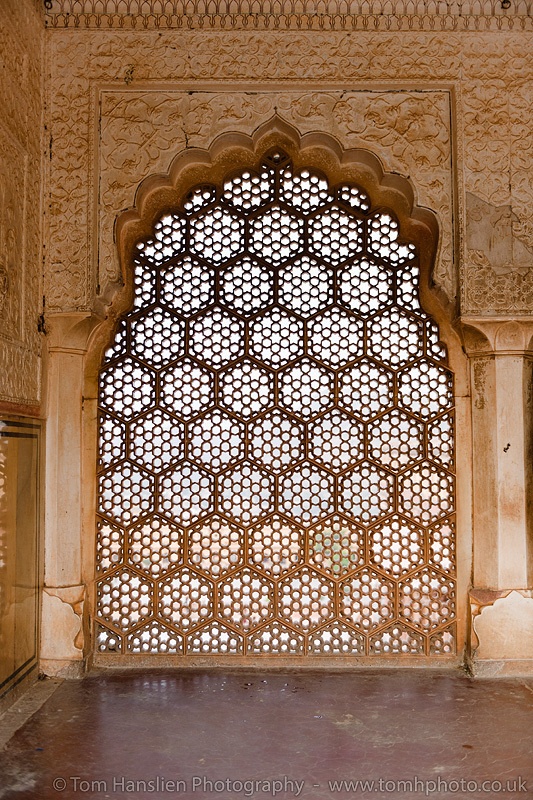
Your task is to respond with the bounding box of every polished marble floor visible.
[0,670,532,799]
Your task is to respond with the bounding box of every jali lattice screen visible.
[95,150,456,659]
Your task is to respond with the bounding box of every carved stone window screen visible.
[95,149,456,660]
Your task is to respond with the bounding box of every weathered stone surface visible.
[0,0,43,405]
[474,591,533,662]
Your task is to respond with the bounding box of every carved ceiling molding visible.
[44,0,533,30]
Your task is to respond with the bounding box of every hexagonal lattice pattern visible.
[397,263,422,312]
[99,357,155,420]
[189,208,244,264]
[131,260,156,312]
[428,413,454,469]
[129,410,184,472]
[128,515,183,578]
[368,309,424,368]
[187,622,243,655]
[398,462,454,525]
[368,623,425,655]
[398,568,455,631]
[189,308,245,368]
[103,320,127,363]
[368,211,415,265]
[339,258,392,316]
[309,410,364,472]
[280,167,332,212]
[249,206,304,265]
[160,255,214,316]
[97,568,152,631]
[222,167,274,212]
[425,320,447,361]
[127,621,183,654]
[308,308,363,367]
[95,623,122,653]
[220,256,274,315]
[97,150,456,658]
[279,358,335,419]
[183,185,216,213]
[278,255,333,317]
[308,515,365,577]
[339,462,395,524]
[247,622,304,655]
[138,213,185,263]
[98,414,125,469]
[218,462,275,525]
[130,308,184,368]
[158,462,215,526]
[280,463,335,525]
[96,517,124,574]
[309,206,364,264]
[249,309,304,367]
[98,462,155,526]
[188,410,246,472]
[398,361,453,419]
[308,622,365,655]
[428,518,455,573]
[278,567,335,631]
[248,410,305,472]
[218,359,274,419]
[159,357,214,420]
[248,515,304,577]
[368,514,424,576]
[367,409,424,472]
[338,359,394,421]
[340,568,395,631]
[158,568,213,631]
[429,625,456,655]
[183,184,217,214]
[189,516,244,577]
[218,568,275,631]
[337,184,370,212]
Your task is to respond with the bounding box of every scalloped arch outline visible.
[89,115,457,381]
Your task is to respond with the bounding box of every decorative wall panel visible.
[45,24,533,318]
[0,0,43,407]
[95,153,456,659]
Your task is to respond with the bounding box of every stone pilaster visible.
[41,312,102,676]
[463,319,533,675]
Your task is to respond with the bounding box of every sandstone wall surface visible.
[0,0,43,407]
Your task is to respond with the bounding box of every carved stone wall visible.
[33,3,533,675]
[44,24,533,318]
[0,0,43,406]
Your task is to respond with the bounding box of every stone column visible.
[463,319,533,675]
[41,312,102,677]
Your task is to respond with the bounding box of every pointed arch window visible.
[95,149,456,660]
